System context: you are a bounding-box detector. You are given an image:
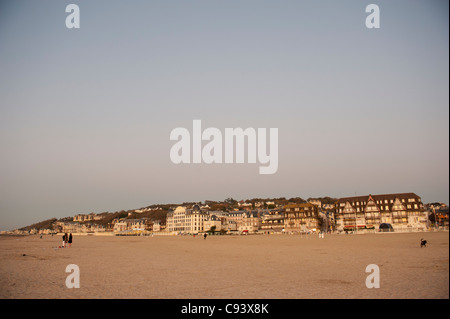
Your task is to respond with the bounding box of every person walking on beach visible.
[204,233,207,240]
[68,233,73,248]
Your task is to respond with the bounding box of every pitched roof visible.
[336,193,421,204]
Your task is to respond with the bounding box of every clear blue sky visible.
[0,0,448,230]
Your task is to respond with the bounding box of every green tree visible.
[209,225,217,235]
[224,198,238,207]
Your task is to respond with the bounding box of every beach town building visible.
[435,207,449,227]
[238,202,253,208]
[73,213,102,222]
[152,220,161,232]
[238,211,261,233]
[203,215,223,232]
[165,205,210,234]
[226,210,245,228]
[113,221,128,232]
[225,220,238,232]
[165,206,187,233]
[134,208,151,213]
[113,218,151,233]
[426,203,449,228]
[254,201,264,208]
[284,203,320,232]
[322,203,335,211]
[206,210,230,221]
[261,209,284,232]
[56,221,106,233]
[166,206,269,234]
[186,205,210,233]
[206,211,237,232]
[308,200,322,208]
[334,193,427,232]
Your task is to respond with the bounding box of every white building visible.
[113,219,149,232]
[165,205,209,234]
[238,211,261,233]
[152,221,161,232]
[73,213,102,222]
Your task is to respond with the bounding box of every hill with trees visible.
[16,196,338,231]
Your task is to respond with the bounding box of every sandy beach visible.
[0,231,448,299]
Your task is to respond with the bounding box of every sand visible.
[0,231,448,299]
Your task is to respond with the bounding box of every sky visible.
[0,0,448,230]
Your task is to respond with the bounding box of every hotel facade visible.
[284,203,320,232]
[334,193,427,232]
[165,205,210,233]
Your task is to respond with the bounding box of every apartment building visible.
[239,211,261,233]
[284,203,320,232]
[261,209,284,232]
[165,205,210,234]
[334,193,427,231]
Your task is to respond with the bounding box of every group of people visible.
[62,233,73,248]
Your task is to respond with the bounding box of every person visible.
[68,233,73,248]
[204,233,207,240]
[62,233,67,248]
